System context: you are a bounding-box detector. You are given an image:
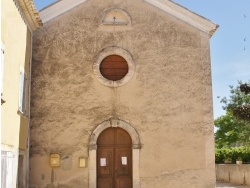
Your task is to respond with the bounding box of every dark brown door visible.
[97,127,132,188]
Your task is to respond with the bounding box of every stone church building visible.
[30,0,218,187]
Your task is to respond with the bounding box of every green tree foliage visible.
[215,81,250,148]
[220,81,250,123]
[215,112,250,148]
[240,83,250,94]
[234,83,250,121]
[215,146,250,164]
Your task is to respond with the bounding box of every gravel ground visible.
[216,181,250,188]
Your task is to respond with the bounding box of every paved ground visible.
[216,181,250,188]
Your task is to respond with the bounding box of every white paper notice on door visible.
[100,158,106,166]
[121,157,127,165]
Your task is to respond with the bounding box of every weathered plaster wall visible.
[216,164,250,186]
[30,0,215,187]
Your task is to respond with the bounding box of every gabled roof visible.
[40,0,87,23]
[14,0,43,31]
[39,0,218,36]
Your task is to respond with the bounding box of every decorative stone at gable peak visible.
[101,8,131,26]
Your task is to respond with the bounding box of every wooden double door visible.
[97,127,132,188]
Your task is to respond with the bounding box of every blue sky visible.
[173,0,250,120]
[34,0,250,119]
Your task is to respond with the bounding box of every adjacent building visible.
[1,0,42,187]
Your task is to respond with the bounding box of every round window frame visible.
[100,55,129,81]
[93,47,135,87]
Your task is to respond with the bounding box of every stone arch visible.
[89,118,141,149]
[88,118,141,188]
[100,8,132,26]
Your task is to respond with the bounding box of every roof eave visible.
[15,0,43,32]
[145,0,219,37]
[39,0,87,23]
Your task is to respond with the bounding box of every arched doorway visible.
[88,119,141,188]
[97,127,132,188]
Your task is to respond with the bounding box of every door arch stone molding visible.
[89,118,141,149]
[88,118,141,188]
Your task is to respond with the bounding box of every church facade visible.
[30,0,218,187]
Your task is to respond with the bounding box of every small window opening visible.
[100,55,128,81]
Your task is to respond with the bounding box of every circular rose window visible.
[100,55,128,81]
[93,47,135,87]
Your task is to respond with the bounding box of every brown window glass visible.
[100,55,128,81]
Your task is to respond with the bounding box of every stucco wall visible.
[30,0,215,187]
